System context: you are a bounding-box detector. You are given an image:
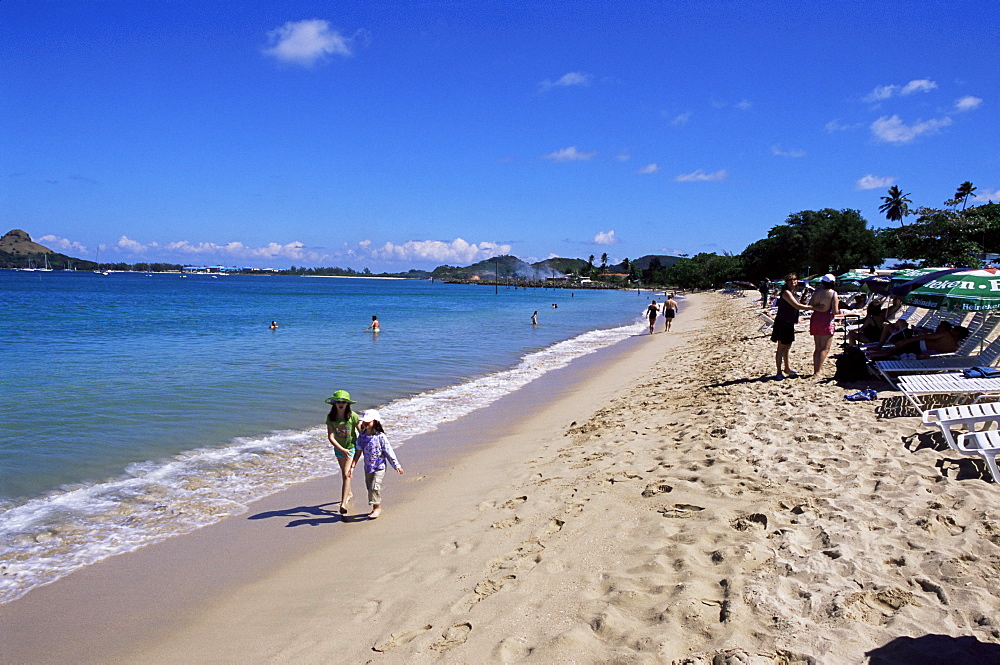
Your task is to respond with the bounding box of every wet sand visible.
[2,291,1000,664]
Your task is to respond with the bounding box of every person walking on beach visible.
[365,315,380,333]
[808,274,840,378]
[662,294,679,331]
[645,300,659,334]
[758,279,770,308]
[351,410,403,519]
[531,311,538,325]
[326,390,361,514]
[771,274,813,380]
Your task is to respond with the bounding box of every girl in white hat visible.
[351,410,403,519]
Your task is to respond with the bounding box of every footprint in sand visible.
[492,515,521,529]
[641,483,674,497]
[659,504,705,518]
[502,496,527,509]
[730,513,768,531]
[372,624,433,652]
[429,622,472,652]
[439,541,473,555]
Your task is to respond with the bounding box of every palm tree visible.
[954,181,977,210]
[600,252,608,269]
[879,185,913,226]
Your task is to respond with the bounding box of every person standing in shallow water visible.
[326,390,361,514]
[365,315,380,332]
[531,311,538,325]
[770,274,813,380]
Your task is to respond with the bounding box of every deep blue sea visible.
[0,270,649,602]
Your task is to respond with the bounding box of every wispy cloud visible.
[542,146,596,162]
[616,151,631,162]
[870,114,952,144]
[901,79,937,95]
[675,169,727,182]
[825,119,862,132]
[954,95,983,112]
[539,71,593,91]
[670,112,692,126]
[593,230,619,245]
[360,238,510,264]
[262,19,363,66]
[973,188,1000,203]
[863,78,938,103]
[736,99,753,111]
[856,174,896,190]
[636,163,659,174]
[771,146,806,158]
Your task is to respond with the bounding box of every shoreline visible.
[4,291,999,663]
[0,295,695,664]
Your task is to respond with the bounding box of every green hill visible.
[0,229,96,270]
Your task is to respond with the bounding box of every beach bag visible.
[834,346,870,382]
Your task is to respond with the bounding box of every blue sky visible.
[3,1,998,271]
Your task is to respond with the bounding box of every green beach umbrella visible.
[901,268,1000,312]
[889,267,950,288]
[835,270,873,283]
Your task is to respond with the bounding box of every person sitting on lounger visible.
[868,321,969,360]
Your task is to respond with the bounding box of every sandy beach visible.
[3,291,1000,664]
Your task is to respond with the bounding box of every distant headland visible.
[0,229,680,287]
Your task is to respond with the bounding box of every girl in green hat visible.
[326,390,360,514]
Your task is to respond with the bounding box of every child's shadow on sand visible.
[248,502,364,527]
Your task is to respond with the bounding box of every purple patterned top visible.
[356,432,401,474]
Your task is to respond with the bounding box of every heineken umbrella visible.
[836,270,874,283]
[889,267,951,289]
[901,268,1000,312]
[860,274,893,295]
[890,268,964,298]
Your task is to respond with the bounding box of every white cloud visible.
[539,71,592,91]
[111,235,331,262]
[870,114,952,144]
[262,19,357,66]
[670,112,692,126]
[955,95,983,112]
[771,145,806,158]
[856,174,896,190]
[363,238,511,264]
[736,99,753,110]
[542,146,596,162]
[636,163,659,174]
[38,234,88,253]
[674,169,727,182]
[825,119,862,132]
[864,84,899,102]
[616,151,631,162]
[864,79,937,103]
[593,230,619,245]
[901,79,937,95]
[973,188,1000,203]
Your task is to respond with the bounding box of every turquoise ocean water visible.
[0,270,648,602]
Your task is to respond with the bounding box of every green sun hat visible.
[325,389,357,404]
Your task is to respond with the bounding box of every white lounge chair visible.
[873,328,1000,384]
[897,371,1000,411]
[956,430,1000,482]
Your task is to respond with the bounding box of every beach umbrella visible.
[890,268,964,298]
[836,270,874,283]
[901,268,1000,312]
[888,267,951,289]
[860,274,893,295]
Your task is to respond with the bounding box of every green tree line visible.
[653,182,998,290]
